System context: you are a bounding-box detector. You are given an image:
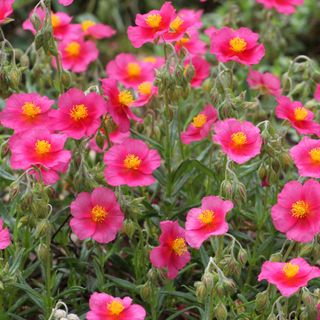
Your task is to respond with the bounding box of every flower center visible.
[51,14,61,28]
[309,147,320,163]
[124,154,141,170]
[178,37,189,45]
[82,20,96,32]
[118,90,134,106]
[143,56,156,64]
[21,102,41,119]
[170,16,184,32]
[282,262,300,279]
[145,14,162,28]
[198,209,215,225]
[192,114,207,128]
[127,62,141,78]
[65,41,81,58]
[229,37,247,53]
[171,237,187,256]
[107,300,125,316]
[70,104,88,121]
[35,139,51,156]
[291,200,309,218]
[294,107,308,121]
[231,131,247,147]
[91,205,107,223]
[138,81,152,95]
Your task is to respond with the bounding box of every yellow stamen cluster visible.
[229,37,247,53]
[145,14,162,28]
[70,104,88,121]
[171,238,187,256]
[21,102,41,119]
[82,20,95,32]
[124,154,141,170]
[127,62,141,78]
[170,16,184,32]
[283,262,300,279]
[291,200,309,219]
[118,90,134,106]
[192,114,207,128]
[51,14,61,28]
[309,147,320,163]
[35,140,51,156]
[231,131,247,147]
[91,205,107,223]
[138,82,152,95]
[65,41,81,57]
[198,209,215,225]
[294,107,308,121]
[107,300,125,315]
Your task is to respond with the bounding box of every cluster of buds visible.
[50,301,79,320]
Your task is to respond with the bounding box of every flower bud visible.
[267,314,277,320]
[61,71,72,88]
[20,55,30,68]
[214,301,228,320]
[31,12,42,31]
[35,219,52,238]
[67,315,80,320]
[270,252,282,262]
[299,244,314,257]
[238,248,248,265]
[95,132,105,150]
[8,66,21,89]
[53,309,67,319]
[36,243,50,263]
[302,290,314,306]
[35,34,44,50]
[195,281,206,303]
[140,281,152,301]
[255,290,269,313]
[202,272,214,291]
[220,180,234,198]
[223,278,236,294]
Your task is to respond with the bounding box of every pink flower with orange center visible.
[81,19,116,39]
[213,118,262,164]
[127,2,176,48]
[275,96,320,136]
[247,69,282,97]
[178,8,203,30]
[258,258,320,297]
[70,187,124,244]
[0,93,55,133]
[104,138,161,187]
[58,37,99,73]
[9,129,71,185]
[175,29,207,56]
[185,196,233,249]
[0,218,11,250]
[132,81,158,107]
[50,88,106,140]
[106,53,154,88]
[0,0,14,24]
[210,27,265,65]
[256,0,304,15]
[162,12,193,42]
[87,292,146,320]
[290,137,320,178]
[150,220,191,279]
[181,104,218,144]
[271,179,320,242]
[101,78,143,132]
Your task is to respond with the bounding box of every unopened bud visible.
[223,278,236,294]
[61,71,72,88]
[214,301,228,320]
[140,281,152,301]
[202,272,214,291]
[20,55,30,68]
[8,66,21,88]
[238,248,248,265]
[270,252,282,262]
[302,290,314,306]
[299,244,314,257]
[122,219,136,239]
[35,219,52,238]
[255,290,269,313]
[36,243,50,263]
[220,180,234,198]
[67,315,80,320]
[31,12,42,31]
[195,281,206,303]
[53,309,67,319]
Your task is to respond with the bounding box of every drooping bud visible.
[255,290,269,313]
[238,248,248,265]
[214,301,228,320]
[140,281,153,301]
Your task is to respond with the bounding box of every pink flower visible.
[175,29,207,56]
[81,20,116,39]
[275,96,320,136]
[213,118,262,164]
[89,127,130,153]
[0,218,11,250]
[181,104,218,144]
[210,27,265,65]
[184,56,210,87]
[205,26,217,38]
[23,9,80,39]
[132,82,158,107]
[127,2,175,48]
[185,196,233,249]
[314,84,320,102]
[59,0,73,6]
[178,9,203,30]
[104,138,161,187]
[142,56,165,69]
[271,179,320,243]
[101,79,142,132]
[9,129,71,185]
[150,220,191,279]
[87,292,146,320]
[0,93,55,133]
[256,0,304,15]
[0,0,14,24]
[70,187,124,244]
[258,258,320,297]
[58,37,99,73]
[290,137,320,178]
[50,88,106,140]
[247,69,281,97]
[106,53,154,88]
